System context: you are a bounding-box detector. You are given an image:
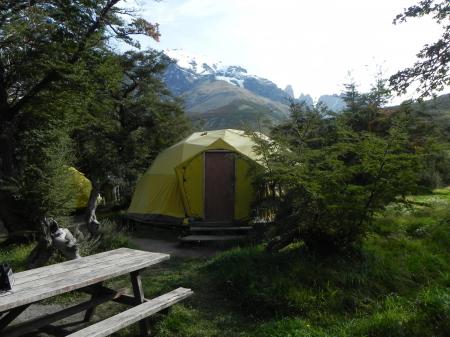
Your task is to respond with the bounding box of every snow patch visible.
[165,48,226,75]
[215,76,244,88]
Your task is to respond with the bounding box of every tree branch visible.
[4,0,121,121]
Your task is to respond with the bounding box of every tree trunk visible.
[0,121,25,236]
[0,192,32,237]
[266,228,300,253]
[0,126,16,180]
[27,218,80,269]
[85,188,101,237]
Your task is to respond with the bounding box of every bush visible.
[78,218,133,256]
[251,100,422,254]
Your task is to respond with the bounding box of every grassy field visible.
[1,189,449,336]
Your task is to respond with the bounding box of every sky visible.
[123,0,444,101]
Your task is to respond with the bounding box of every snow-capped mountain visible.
[164,49,292,104]
[165,49,225,76]
[162,49,344,129]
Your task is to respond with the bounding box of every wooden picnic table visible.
[0,247,191,337]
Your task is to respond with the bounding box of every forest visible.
[0,0,449,336]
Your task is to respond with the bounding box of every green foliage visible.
[97,194,448,337]
[0,1,190,232]
[206,232,449,318]
[155,305,219,337]
[252,84,422,253]
[5,193,438,337]
[78,218,134,257]
[73,49,190,200]
[206,191,450,320]
[14,119,76,225]
[389,0,450,97]
[0,243,35,272]
[251,318,328,337]
[412,287,450,336]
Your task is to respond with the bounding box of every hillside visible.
[182,80,289,129]
[162,49,344,129]
[191,99,287,130]
[162,50,450,131]
[414,93,450,115]
[396,93,450,142]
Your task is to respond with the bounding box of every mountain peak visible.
[165,48,225,75]
[284,85,295,98]
[162,49,346,129]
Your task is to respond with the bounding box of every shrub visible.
[251,103,421,254]
[78,218,133,256]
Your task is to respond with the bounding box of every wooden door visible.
[204,152,235,222]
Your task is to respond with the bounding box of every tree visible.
[0,0,168,236]
[389,0,450,97]
[73,50,190,235]
[340,76,392,133]
[252,89,422,255]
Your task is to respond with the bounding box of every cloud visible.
[134,0,446,99]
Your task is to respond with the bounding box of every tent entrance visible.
[204,151,235,223]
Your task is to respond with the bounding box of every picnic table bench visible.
[0,247,193,336]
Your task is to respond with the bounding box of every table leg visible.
[130,269,149,337]
[83,282,104,322]
[0,304,30,332]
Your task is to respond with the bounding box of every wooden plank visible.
[12,250,156,292]
[38,324,70,337]
[66,288,193,337]
[83,282,103,322]
[14,248,144,286]
[130,270,149,336]
[180,235,247,242]
[0,252,169,312]
[113,293,148,306]
[0,305,30,331]
[0,253,168,312]
[15,248,131,279]
[2,287,125,337]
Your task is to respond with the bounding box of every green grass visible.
[131,188,450,337]
[0,243,35,272]
[0,190,449,336]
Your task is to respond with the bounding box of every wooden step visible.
[188,221,234,227]
[180,235,247,242]
[189,226,252,232]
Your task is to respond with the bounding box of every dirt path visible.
[131,236,219,258]
[127,225,225,258]
[10,303,86,336]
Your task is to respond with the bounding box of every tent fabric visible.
[128,129,262,223]
[67,167,92,209]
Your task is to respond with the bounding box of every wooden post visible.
[130,270,149,337]
[83,282,103,322]
[0,304,30,332]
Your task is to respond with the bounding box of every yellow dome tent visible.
[128,129,263,224]
[67,167,92,209]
